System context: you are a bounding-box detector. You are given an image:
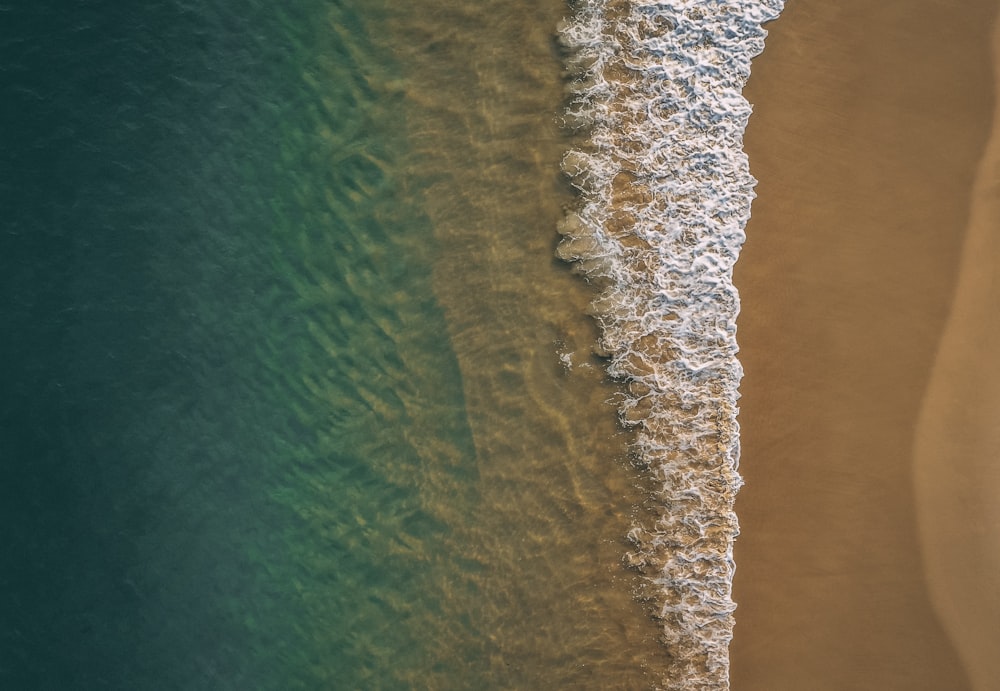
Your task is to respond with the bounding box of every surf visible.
[557,1,783,687]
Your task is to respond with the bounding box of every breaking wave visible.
[557,1,783,687]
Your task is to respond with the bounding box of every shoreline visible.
[732,1,997,688]
[557,3,783,686]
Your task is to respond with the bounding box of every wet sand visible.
[914,15,1000,691]
[732,1,997,689]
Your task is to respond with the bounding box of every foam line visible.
[558,1,783,687]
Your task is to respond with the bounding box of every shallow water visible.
[0,0,671,688]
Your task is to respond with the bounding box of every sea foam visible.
[557,1,783,687]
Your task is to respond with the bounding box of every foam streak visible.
[558,1,782,687]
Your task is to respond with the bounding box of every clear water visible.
[0,0,670,688]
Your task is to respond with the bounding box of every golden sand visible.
[732,1,997,689]
[914,13,1000,691]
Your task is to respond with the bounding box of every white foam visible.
[558,1,782,687]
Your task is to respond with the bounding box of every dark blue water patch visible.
[1,1,482,688]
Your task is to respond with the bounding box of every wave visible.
[557,1,783,688]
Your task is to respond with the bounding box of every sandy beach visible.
[732,1,998,689]
[914,14,1000,690]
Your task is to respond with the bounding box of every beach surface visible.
[732,1,998,689]
[914,14,1000,691]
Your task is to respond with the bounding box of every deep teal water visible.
[1,1,489,688]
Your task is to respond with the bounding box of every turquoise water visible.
[3,0,477,687]
[1,0,667,688]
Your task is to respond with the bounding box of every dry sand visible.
[914,14,1000,691]
[732,1,998,689]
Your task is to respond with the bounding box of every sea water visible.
[2,1,482,687]
[0,0,779,689]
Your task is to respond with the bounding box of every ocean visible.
[7,0,1000,691]
[0,0,698,688]
[18,0,996,690]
